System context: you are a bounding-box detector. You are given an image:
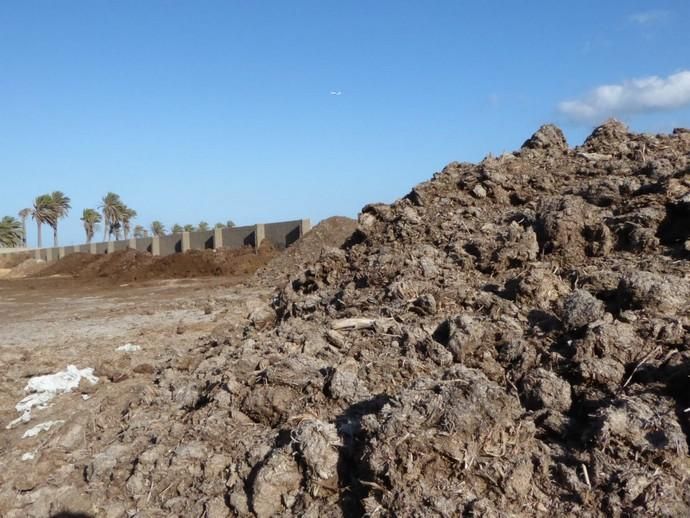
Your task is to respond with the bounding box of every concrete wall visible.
[93,242,108,255]
[190,230,214,250]
[10,218,310,263]
[222,225,256,249]
[158,234,182,256]
[0,247,28,255]
[112,240,129,252]
[135,237,153,254]
[264,220,302,249]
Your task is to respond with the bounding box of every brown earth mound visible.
[0,252,31,269]
[30,244,278,284]
[2,121,690,517]
[3,258,48,278]
[139,244,277,282]
[36,252,102,277]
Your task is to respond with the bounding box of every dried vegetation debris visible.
[2,120,690,517]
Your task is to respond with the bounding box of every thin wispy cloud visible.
[628,10,669,25]
[329,91,342,96]
[558,70,690,123]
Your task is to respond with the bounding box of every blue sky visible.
[1,1,689,246]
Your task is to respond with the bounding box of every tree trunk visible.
[21,219,26,247]
[103,218,108,241]
[37,222,42,248]
[53,224,58,247]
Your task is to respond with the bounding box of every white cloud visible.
[629,10,669,25]
[558,70,690,122]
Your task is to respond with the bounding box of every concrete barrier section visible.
[264,220,303,249]
[93,242,108,255]
[213,227,223,249]
[151,236,160,256]
[112,240,128,252]
[158,234,182,256]
[4,218,310,264]
[222,225,256,249]
[189,230,214,250]
[135,237,153,254]
[255,224,265,248]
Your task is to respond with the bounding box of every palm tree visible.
[226,220,236,228]
[183,224,195,232]
[198,221,210,232]
[99,192,125,241]
[172,224,183,234]
[151,221,166,237]
[32,194,55,248]
[133,225,147,238]
[18,208,31,247]
[48,191,71,247]
[0,216,23,248]
[121,207,137,239]
[80,209,101,243]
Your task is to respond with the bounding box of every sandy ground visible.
[0,274,271,435]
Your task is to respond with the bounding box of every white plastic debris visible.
[6,412,31,429]
[116,343,141,352]
[6,365,98,429]
[22,420,64,438]
[21,452,35,461]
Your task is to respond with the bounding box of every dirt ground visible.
[0,276,275,513]
[0,275,270,350]
[1,122,689,517]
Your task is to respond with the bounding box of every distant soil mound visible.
[256,216,357,285]
[4,258,48,278]
[31,244,278,284]
[78,249,155,282]
[136,244,276,282]
[37,252,102,277]
[0,252,31,269]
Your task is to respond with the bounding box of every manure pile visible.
[2,121,689,517]
[31,244,278,284]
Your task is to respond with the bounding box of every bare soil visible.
[1,122,689,517]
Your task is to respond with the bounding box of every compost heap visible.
[31,244,277,284]
[2,120,690,517]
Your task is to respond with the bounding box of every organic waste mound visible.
[2,121,690,517]
[36,252,102,277]
[29,244,278,284]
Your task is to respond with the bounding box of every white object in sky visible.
[6,365,98,429]
[330,91,342,96]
